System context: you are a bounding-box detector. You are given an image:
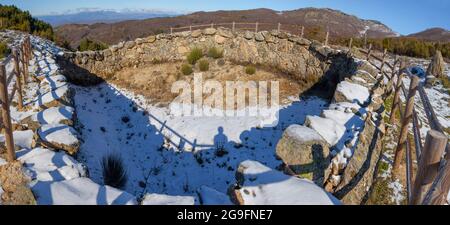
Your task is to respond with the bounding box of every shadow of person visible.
[213,127,228,149]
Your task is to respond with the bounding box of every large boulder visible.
[230,160,340,205]
[333,81,370,105]
[426,50,446,78]
[276,125,330,184]
[35,85,73,110]
[36,124,80,155]
[0,161,36,205]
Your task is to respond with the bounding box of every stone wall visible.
[59,27,354,90]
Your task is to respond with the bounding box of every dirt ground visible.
[110,58,306,108]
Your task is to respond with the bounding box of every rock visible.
[232,160,340,205]
[262,31,276,43]
[276,125,330,184]
[426,50,446,78]
[141,193,196,205]
[23,106,75,130]
[124,41,136,49]
[425,75,440,87]
[305,116,346,147]
[214,35,227,44]
[135,38,145,45]
[203,28,217,35]
[254,32,265,42]
[32,177,137,205]
[244,31,254,40]
[145,36,156,43]
[18,147,87,182]
[217,28,233,38]
[0,161,36,205]
[37,124,80,155]
[191,30,202,38]
[333,81,370,105]
[35,85,73,110]
[177,46,189,54]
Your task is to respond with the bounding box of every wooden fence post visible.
[392,75,420,176]
[0,63,16,162]
[380,48,387,72]
[348,38,353,51]
[189,25,192,32]
[21,45,28,84]
[170,27,173,35]
[255,22,258,33]
[366,43,372,60]
[232,22,235,32]
[12,49,23,110]
[277,23,281,32]
[422,151,450,205]
[364,32,367,49]
[300,26,304,38]
[325,31,329,46]
[410,130,448,204]
[211,23,214,28]
[389,71,403,124]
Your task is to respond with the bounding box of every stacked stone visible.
[276,56,390,204]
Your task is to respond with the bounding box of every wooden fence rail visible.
[0,35,32,162]
[361,45,449,205]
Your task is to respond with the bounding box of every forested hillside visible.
[0,4,54,40]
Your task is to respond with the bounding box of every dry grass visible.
[111,59,307,107]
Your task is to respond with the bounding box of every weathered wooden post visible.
[366,43,372,61]
[211,23,214,28]
[325,31,329,46]
[255,22,258,33]
[423,150,450,205]
[380,48,387,72]
[12,49,23,110]
[232,22,235,32]
[277,23,281,33]
[392,75,420,176]
[389,71,403,124]
[189,25,192,32]
[364,32,367,49]
[21,45,28,84]
[300,26,304,38]
[0,63,16,162]
[410,130,448,204]
[348,38,353,51]
[170,27,173,35]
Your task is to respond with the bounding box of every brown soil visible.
[110,59,306,108]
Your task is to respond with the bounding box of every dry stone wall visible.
[59,27,354,90]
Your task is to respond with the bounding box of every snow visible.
[0,130,34,149]
[237,160,340,205]
[141,193,196,205]
[197,186,232,205]
[322,109,355,126]
[17,148,87,183]
[31,106,74,125]
[35,85,70,108]
[335,81,370,105]
[74,82,328,197]
[284,124,324,142]
[306,116,346,146]
[31,177,137,205]
[37,124,79,146]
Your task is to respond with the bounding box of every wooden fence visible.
[0,35,32,162]
[359,47,450,205]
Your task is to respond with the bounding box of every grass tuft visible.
[101,153,128,189]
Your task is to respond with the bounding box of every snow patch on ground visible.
[38,124,79,146]
[237,160,340,205]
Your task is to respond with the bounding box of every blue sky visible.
[1,0,449,35]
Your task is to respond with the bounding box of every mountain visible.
[38,9,179,26]
[407,28,450,42]
[56,8,399,48]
